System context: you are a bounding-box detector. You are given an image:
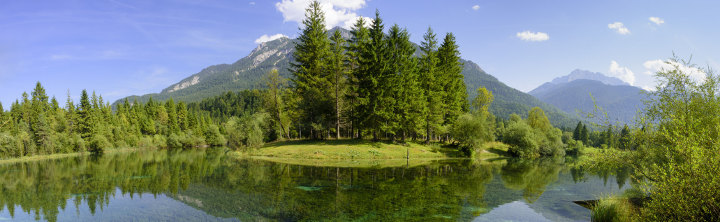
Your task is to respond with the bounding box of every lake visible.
[0,148,631,221]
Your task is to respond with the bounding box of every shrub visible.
[503,121,539,158]
[89,134,111,153]
[451,113,495,157]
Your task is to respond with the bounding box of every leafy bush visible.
[89,134,111,153]
[451,113,495,157]
[204,124,226,147]
[503,121,539,158]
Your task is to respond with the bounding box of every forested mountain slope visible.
[530,74,647,124]
[116,28,577,127]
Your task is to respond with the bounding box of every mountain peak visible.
[550,69,629,86]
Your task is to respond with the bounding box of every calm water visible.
[0,149,631,221]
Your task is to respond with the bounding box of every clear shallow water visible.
[0,149,630,221]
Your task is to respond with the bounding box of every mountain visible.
[529,70,648,124]
[115,28,577,127]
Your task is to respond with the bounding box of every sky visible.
[1,0,719,107]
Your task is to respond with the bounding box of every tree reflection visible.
[0,150,631,221]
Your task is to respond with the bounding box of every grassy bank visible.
[0,147,144,165]
[248,139,463,160]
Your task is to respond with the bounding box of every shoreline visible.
[0,147,146,165]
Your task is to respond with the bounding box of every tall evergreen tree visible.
[437,33,467,130]
[357,10,388,140]
[329,29,347,139]
[165,98,179,133]
[580,124,589,145]
[346,17,370,139]
[77,90,92,139]
[290,0,332,139]
[419,27,442,143]
[386,24,422,140]
[619,124,631,150]
[573,121,583,141]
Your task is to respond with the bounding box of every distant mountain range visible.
[114,27,578,127]
[529,70,648,124]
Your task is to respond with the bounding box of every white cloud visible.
[254,34,288,44]
[472,5,480,10]
[341,16,372,30]
[608,22,630,35]
[609,60,636,85]
[643,59,706,83]
[516,31,549,42]
[649,17,664,25]
[275,0,367,29]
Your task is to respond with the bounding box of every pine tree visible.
[358,10,389,140]
[573,121,583,141]
[77,90,92,139]
[386,24,422,140]
[346,17,370,139]
[329,29,347,139]
[165,98,179,133]
[437,33,467,130]
[580,125,589,145]
[419,27,442,143]
[619,124,631,150]
[290,0,332,139]
[177,102,188,131]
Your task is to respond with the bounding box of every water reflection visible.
[0,149,632,221]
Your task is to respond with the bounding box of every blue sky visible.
[1,0,719,107]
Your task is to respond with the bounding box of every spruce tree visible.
[77,90,92,139]
[290,0,332,139]
[165,99,179,133]
[580,125,589,145]
[329,29,347,139]
[437,33,467,130]
[573,121,583,141]
[346,17,370,139]
[619,124,631,150]
[357,10,388,140]
[386,24,422,140]
[419,27,442,143]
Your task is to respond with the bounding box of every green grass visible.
[0,147,142,165]
[246,139,464,160]
[475,141,511,159]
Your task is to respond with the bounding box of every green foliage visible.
[89,134,111,153]
[633,58,720,220]
[503,107,565,158]
[591,197,631,222]
[225,113,269,150]
[452,113,495,157]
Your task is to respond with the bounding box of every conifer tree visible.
[329,29,347,139]
[437,33,467,129]
[290,0,332,139]
[619,124,631,150]
[165,99,179,133]
[358,10,388,140]
[419,27,442,143]
[177,102,188,131]
[386,24,422,140]
[346,17,370,138]
[77,90,92,139]
[573,121,583,141]
[580,124,589,144]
